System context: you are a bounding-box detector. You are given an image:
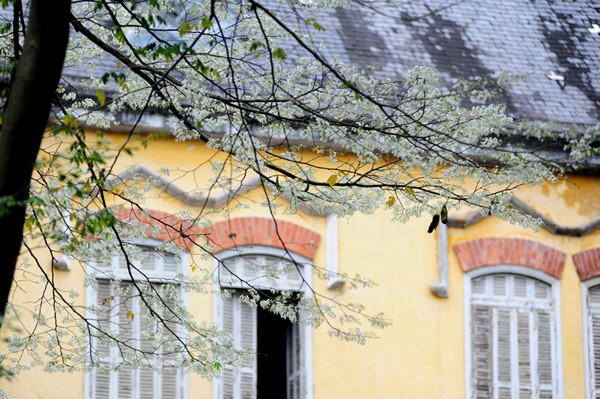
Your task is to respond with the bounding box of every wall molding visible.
[453,237,566,279]
[205,217,321,260]
[114,208,200,250]
[573,248,600,281]
[448,196,600,237]
[99,164,321,215]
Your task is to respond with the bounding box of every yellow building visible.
[2,133,600,399]
[2,1,600,399]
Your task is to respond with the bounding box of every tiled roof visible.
[306,0,600,126]
[5,2,598,127]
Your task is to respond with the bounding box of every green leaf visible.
[404,186,415,196]
[63,114,77,128]
[312,21,325,31]
[273,48,287,61]
[249,40,264,52]
[114,27,126,44]
[95,89,106,106]
[386,196,396,207]
[326,174,338,186]
[201,16,213,30]
[178,21,192,36]
[305,17,326,31]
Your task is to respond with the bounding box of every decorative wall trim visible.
[114,208,200,250]
[453,237,566,279]
[448,196,600,237]
[205,217,321,260]
[573,248,600,281]
[99,164,321,215]
[101,164,261,208]
[100,166,600,236]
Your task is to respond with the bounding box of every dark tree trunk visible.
[0,0,71,324]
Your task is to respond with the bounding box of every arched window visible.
[213,248,313,399]
[584,282,600,398]
[466,271,561,399]
[87,243,187,399]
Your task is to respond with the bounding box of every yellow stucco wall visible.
[2,133,600,398]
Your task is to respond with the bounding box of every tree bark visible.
[0,0,71,324]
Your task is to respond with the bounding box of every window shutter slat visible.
[593,314,600,394]
[492,275,506,297]
[138,294,155,399]
[94,369,111,399]
[161,293,179,399]
[95,280,112,359]
[498,387,511,399]
[138,367,154,399]
[238,298,256,399]
[93,281,112,399]
[239,372,255,399]
[517,312,531,387]
[239,300,255,353]
[537,311,553,386]
[589,286,600,398]
[221,296,236,399]
[222,367,235,399]
[92,249,183,399]
[287,320,303,399]
[471,305,492,399]
[496,309,512,384]
[220,294,256,399]
[470,274,556,399]
[116,283,135,399]
[117,366,134,399]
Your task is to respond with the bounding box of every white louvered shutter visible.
[92,249,183,399]
[537,311,554,399]
[160,291,179,399]
[470,274,557,399]
[117,283,136,399]
[94,280,113,399]
[588,285,600,398]
[220,255,304,291]
[495,309,511,399]
[286,319,303,399]
[471,305,492,399]
[138,289,155,399]
[220,293,257,399]
[221,295,235,399]
[239,298,256,399]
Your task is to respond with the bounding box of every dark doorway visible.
[257,306,289,398]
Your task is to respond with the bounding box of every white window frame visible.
[212,245,314,399]
[85,238,189,399]
[464,265,563,399]
[581,277,600,399]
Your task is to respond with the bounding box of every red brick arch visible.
[114,209,199,250]
[573,248,600,281]
[453,238,566,279]
[205,217,321,260]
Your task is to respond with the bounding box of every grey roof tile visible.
[302,0,600,126]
